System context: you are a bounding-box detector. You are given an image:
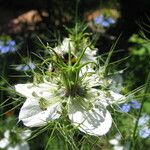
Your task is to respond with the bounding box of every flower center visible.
[39,98,49,110]
[61,65,81,96]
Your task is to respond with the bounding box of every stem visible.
[104,34,121,76]
[0,56,7,115]
[74,43,91,67]
[129,72,150,150]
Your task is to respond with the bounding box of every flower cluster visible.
[15,32,125,136]
[94,14,115,27]
[119,99,141,113]
[0,129,31,150]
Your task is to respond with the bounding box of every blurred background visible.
[0,0,150,149]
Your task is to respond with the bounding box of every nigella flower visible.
[15,62,35,71]
[0,129,31,150]
[109,134,123,150]
[119,99,141,113]
[0,40,16,54]
[15,65,125,136]
[139,126,150,138]
[15,31,125,136]
[54,38,97,63]
[94,15,116,27]
[138,114,150,138]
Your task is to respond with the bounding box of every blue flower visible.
[119,99,141,113]
[120,103,131,113]
[94,15,104,25]
[136,114,150,138]
[139,126,150,138]
[101,21,110,27]
[93,15,116,27]
[138,114,150,126]
[107,17,116,24]
[129,100,141,109]
[0,40,16,54]
[16,62,35,71]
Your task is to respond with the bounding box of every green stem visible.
[0,56,7,115]
[104,34,121,76]
[129,72,150,150]
[74,44,91,67]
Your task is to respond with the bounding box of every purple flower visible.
[101,21,110,27]
[119,99,141,113]
[94,15,104,25]
[0,40,16,54]
[94,15,116,27]
[7,40,16,46]
[137,114,150,138]
[129,100,141,109]
[120,103,131,113]
[28,62,35,69]
[138,114,150,126]
[0,45,10,53]
[139,126,150,138]
[107,17,115,24]
[16,62,35,71]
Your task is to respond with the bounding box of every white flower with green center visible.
[0,129,31,150]
[15,38,125,136]
[15,69,124,136]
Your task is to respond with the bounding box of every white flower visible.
[0,129,31,150]
[54,38,73,55]
[0,138,9,149]
[109,134,123,150]
[54,38,97,62]
[7,142,30,150]
[113,145,124,150]
[15,75,125,136]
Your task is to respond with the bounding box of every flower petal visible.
[15,83,57,99]
[139,126,150,138]
[0,138,9,148]
[113,145,124,150]
[8,142,29,150]
[119,103,131,113]
[69,104,112,136]
[110,91,125,104]
[15,83,35,97]
[19,98,61,127]
[4,130,10,138]
[109,139,119,145]
[20,130,32,140]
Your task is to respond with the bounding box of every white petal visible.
[81,68,103,88]
[15,83,57,99]
[69,104,112,136]
[20,130,32,140]
[109,139,119,145]
[4,130,10,138]
[94,90,125,107]
[83,47,97,62]
[0,138,9,148]
[19,98,61,127]
[8,142,29,150]
[15,83,37,98]
[113,145,124,150]
[110,91,125,103]
[54,38,74,55]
